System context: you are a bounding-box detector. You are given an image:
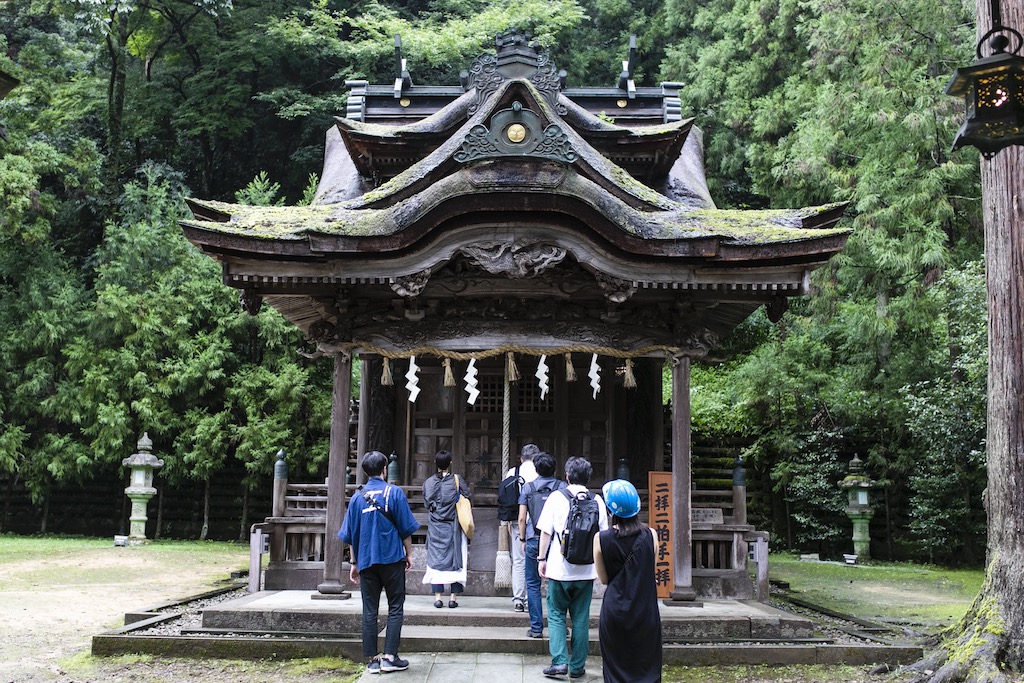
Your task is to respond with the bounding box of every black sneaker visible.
[380,655,409,672]
[543,664,568,679]
[514,601,525,612]
[570,669,586,679]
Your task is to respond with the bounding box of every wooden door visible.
[406,365,455,485]
[404,356,613,488]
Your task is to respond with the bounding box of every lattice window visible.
[466,374,503,413]
[517,375,555,413]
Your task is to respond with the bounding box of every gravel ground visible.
[0,548,917,683]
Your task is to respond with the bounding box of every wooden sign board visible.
[648,471,674,598]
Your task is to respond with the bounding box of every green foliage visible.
[235,171,286,206]
[764,429,847,550]
[670,0,986,563]
[263,0,587,90]
[299,173,320,206]
[0,0,996,557]
[2,155,331,520]
[900,261,987,565]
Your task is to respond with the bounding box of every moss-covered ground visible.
[769,553,983,635]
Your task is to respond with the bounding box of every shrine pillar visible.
[356,356,370,488]
[317,351,353,598]
[668,354,698,603]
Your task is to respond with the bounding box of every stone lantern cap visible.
[839,454,875,489]
[122,432,165,469]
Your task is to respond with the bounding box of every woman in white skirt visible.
[421,450,470,607]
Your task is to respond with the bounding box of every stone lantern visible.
[838,454,876,562]
[121,433,164,544]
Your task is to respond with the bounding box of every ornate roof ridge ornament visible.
[456,101,577,164]
[463,29,567,116]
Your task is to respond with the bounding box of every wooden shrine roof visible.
[180,31,851,358]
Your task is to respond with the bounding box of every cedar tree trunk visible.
[912,3,1024,679]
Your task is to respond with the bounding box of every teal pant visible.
[546,579,593,673]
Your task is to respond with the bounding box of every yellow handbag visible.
[453,474,475,540]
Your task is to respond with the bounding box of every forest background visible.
[0,0,987,566]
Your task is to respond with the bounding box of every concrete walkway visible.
[354,652,604,682]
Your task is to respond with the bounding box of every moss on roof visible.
[184,184,848,246]
[183,80,849,251]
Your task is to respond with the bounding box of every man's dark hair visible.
[521,443,540,462]
[435,449,453,471]
[564,456,592,485]
[362,450,387,477]
[533,451,557,477]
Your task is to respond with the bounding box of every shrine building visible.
[181,30,850,601]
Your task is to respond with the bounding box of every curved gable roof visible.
[180,31,851,356]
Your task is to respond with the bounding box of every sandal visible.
[434,600,444,608]
[449,600,459,608]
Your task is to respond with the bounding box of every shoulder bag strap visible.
[364,486,398,528]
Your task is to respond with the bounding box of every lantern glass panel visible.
[857,490,868,505]
[971,71,1024,134]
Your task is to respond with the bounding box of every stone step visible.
[394,625,559,655]
[200,591,818,641]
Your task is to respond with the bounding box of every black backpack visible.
[497,466,524,522]
[558,489,601,565]
[526,479,560,532]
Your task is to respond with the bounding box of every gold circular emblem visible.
[399,98,411,108]
[506,123,527,143]
[616,99,628,108]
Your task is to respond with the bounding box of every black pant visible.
[430,582,464,594]
[359,561,406,659]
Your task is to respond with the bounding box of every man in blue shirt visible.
[339,451,420,674]
[517,451,567,639]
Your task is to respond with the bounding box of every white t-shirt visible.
[503,460,538,485]
[536,484,609,581]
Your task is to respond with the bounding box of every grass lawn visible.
[768,552,984,634]
[0,534,250,590]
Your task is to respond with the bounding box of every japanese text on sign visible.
[648,471,674,598]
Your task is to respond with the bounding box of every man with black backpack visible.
[499,443,540,613]
[535,456,608,680]
[517,451,566,639]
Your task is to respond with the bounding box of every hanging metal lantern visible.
[946,2,1024,158]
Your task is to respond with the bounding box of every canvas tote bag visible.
[453,474,475,540]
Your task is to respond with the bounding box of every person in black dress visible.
[593,479,662,683]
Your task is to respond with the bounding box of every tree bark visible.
[238,486,249,543]
[154,488,163,540]
[912,2,1024,679]
[102,13,129,216]
[200,477,210,541]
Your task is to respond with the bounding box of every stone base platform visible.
[93,590,923,668]
[199,590,814,645]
